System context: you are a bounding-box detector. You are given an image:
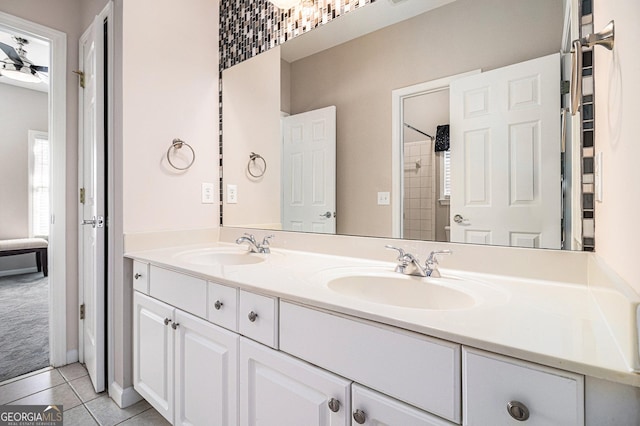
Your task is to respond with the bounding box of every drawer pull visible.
[171,322,180,330]
[164,318,172,326]
[507,401,530,421]
[353,409,366,424]
[248,311,258,322]
[327,398,340,413]
[214,300,223,310]
[134,273,142,279]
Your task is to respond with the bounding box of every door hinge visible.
[72,70,85,89]
[80,304,85,320]
[561,80,570,95]
[80,188,85,204]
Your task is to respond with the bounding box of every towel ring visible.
[167,138,195,170]
[248,152,267,178]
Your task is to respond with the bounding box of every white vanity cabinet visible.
[279,301,462,423]
[133,292,239,426]
[239,337,351,426]
[462,347,584,426]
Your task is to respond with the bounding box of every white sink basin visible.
[174,248,267,266]
[327,274,476,310]
[316,267,507,310]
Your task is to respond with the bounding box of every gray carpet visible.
[0,272,49,382]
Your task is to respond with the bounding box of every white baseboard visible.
[0,267,38,277]
[109,381,143,408]
[66,349,79,364]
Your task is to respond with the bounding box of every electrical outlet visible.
[227,184,238,204]
[201,183,215,204]
[377,191,390,205]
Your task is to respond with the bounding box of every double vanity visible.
[126,232,639,425]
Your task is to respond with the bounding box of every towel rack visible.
[247,152,267,178]
[571,20,615,115]
[166,138,195,170]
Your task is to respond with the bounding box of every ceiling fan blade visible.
[32,65,48,73]
[0,41,23,65]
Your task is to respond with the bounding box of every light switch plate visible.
[227,184,238,204]
[377,191,390,205]
[201,183,215,204]
[595,152,603,202]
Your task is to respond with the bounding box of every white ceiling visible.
[0,27,50,93]
[281,0,456,62]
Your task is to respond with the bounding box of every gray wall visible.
[287,0,563,237]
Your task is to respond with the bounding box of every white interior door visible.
[282,106,336,233]
[449,53,561,249]
[78,15,106,392]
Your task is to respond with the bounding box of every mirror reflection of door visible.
[449,53,561,249]
[402,90,451,242]
[281,106,336,234]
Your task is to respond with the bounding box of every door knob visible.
[319,211,332,218]
[453,214,467,224]
[81,216,104,228]
[327,398,340,413]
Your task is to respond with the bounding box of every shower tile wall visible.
[403,141,436,241]
[218,0,376,221]
[580,0,595,251]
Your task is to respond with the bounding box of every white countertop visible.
[125,242,640,387]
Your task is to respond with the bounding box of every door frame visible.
[0,12,67,367]
[390,70,480,238]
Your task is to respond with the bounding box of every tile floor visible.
[0,363,169,425]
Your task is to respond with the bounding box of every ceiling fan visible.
[0,36,48,83]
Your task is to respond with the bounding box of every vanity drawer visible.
[238,290,279,349]
[132,261,149,294]
[207,281,238,331]
[462,347,584,426]
[149,266,207,318]
[280,301,461,423]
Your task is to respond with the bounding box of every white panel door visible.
[175,310,239,426]
[282,106,336,233]
[78,15,106,392]
[449,53,561,249]
[351,384,456,426]
[133,292,175,423]
[240,337,350,426]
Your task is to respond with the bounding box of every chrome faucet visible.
[236,233,274,254]
[385,245,451,278]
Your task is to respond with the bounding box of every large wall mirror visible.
[222,0,584,251]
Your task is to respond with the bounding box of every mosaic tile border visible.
[218,0,376,224]
[580,0,595,251]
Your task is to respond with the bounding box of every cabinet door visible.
[240,337,350,426]
[352,384,456,426]
[133,292,174,423]
[175,309,239,426]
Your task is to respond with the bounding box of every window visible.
[28,130,50,238]
[439,149,451,203]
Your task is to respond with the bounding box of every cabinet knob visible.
[134,273,142,279]
[164,318,171,326]
[248,311,258,322]
[214,300,223,310]
[353,409,366,424]
[507,401,530,421]
[171,322,180,330]
[327,398,340,413]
